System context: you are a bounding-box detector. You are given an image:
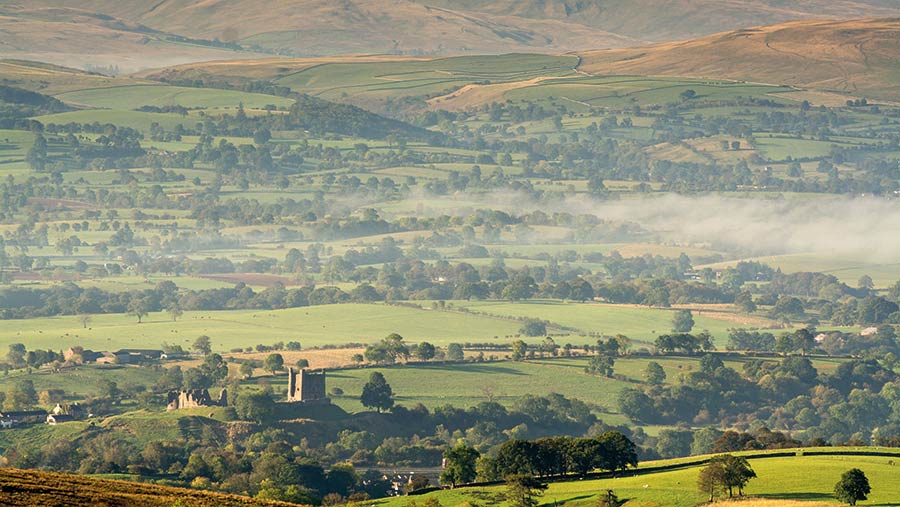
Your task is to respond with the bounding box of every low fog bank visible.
[394,191,900,260]
[568,194,900,260]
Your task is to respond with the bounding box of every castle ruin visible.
[167,388,227,411]
[287,368,329,404]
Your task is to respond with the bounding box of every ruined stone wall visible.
[166,388,227,410]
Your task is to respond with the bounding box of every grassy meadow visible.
[0,298,799,354]
[376,452,900,507]
[452,300,781,347]
[0,303,528,353]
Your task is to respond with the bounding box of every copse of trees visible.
[697,454,756,501]
[477,432,637,481]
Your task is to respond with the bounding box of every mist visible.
[390,190,900,261]
[574,194,900,260]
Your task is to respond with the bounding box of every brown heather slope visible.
[5,0,637,64]
[0,467,296,507]
[0,59,154,94]
[577,18,900,100]
[417,0,900,42]
[0,6,268,72]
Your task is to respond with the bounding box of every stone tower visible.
[287,368,329,404]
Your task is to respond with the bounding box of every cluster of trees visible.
[475,432,637,481]
[619,352,900,446]
[697,454,756,501]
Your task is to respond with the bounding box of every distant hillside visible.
[0,5,270,72]
[578,18,900,101]
[0,466,293,507]
[7,0,900,68]
[417,0,900,41]
[3,1,636,70]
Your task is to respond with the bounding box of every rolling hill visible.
[577,18,900,101]
[5,1,900,71]
[0,1,635,71]
[0,466,294,507]
[0,5,269,72]
[417,0,900,42]
[133,17,900,112]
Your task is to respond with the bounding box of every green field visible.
[275,54,578,102]
[0,303,526,353]
[0,129,35,164]
[700,254,900,289]
[501,76,792,109]
[452,300,778,347]
[32,109,195,131]
[284,354,846,418]
[54,84,294,110]
[376,452,900,507]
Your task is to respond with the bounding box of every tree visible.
[858,275,874,291]
[200,354,229,384]
[505,475,547,507]
[701,454,756,498]
[6,379,37,410]
[253,128,272,146]
[519,319,547,337]
[127,298,150,323]
[296,358,310,369]
[239,362,254,379]
[698,459,727,502]
[26,133,47,171]
[193,335,212,356]
[735,291,757,313]
[596,431,638,473]
[447,343,465,361]
[414,342,436,361]
[167,303,184,322]
[618,388,656,422]
[656,429,692,459]
[78,314,92,329]
[586,354,615,377]
[234,391,276,423]
[441,444,480,487]
[264,353,284,374]
[644,361,666,385]
[7,343,26,368]
[672,309,695,333]
[834,468,870,506]
[361,371,393,412]
[511,340,528,361]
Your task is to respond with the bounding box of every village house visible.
[45,413,75,425]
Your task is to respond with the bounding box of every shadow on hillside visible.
[415,363,529,375]
[757,492,831,501]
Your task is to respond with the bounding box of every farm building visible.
[45,414,75,425]
[0,410,47,428]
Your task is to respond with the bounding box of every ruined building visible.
[167,388,227,411]
[287,368,329,404]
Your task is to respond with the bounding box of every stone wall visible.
[166,388,227,410]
